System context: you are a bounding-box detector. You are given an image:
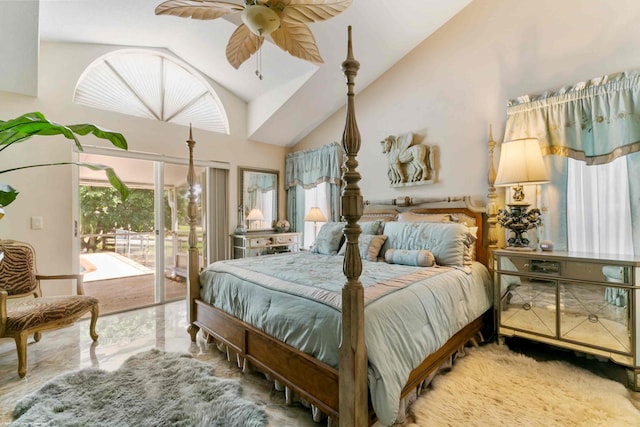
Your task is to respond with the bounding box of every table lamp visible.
[304,207,327,244]
[246,208,264,230]
[495,138,549,249]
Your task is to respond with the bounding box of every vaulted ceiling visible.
[8,0,472,147]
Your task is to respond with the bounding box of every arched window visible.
[74,49,229,134]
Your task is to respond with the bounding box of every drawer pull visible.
[523,302,532,310]
[588,314,599,323]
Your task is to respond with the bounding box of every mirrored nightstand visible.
[494,249,640,391]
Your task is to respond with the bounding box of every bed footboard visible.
[193,299,489,426]
[194,299,340,420]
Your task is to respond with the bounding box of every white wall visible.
[0,42,286,294]
[293,0,640,207]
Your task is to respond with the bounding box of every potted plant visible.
[0,112,129,216]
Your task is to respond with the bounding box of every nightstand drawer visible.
[497,255,632,285]
[562,263,631,285]
[498,256,561,277]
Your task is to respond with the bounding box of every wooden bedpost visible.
[339,26,368,427]
[486,125,499,268]
[186,125,200,342]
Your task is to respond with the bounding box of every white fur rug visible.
[11,349,267,427]
[408,344,640,427]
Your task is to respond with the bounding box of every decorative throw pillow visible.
[385,248,435,267]
[311,222,345,255]
[465,226,478,262]
[381,221,475,267]
[359,220,384,235]
[338,234,388,261]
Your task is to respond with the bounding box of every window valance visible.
[285,142,344,189]
[245,173,276,193]
[504,70,640,165]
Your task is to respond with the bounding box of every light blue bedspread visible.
[199,252,492,426]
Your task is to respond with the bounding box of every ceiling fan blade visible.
[271,20,323,64]
[155,0,244,20]
[226,24,264,69]
[277,0,352,23]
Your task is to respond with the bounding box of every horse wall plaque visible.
[380,132,434,187]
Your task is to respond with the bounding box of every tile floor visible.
[0,301,318,426]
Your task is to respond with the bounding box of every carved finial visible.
[347,26,353,60]
[341,25,360,94]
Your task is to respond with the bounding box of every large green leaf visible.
[0,112,129,151]
[0,112,81,150]
[0,182,19,207]
[0,112,129,210]
[67,124,128,150]
[81,162,130,200]
[0,162,129,207]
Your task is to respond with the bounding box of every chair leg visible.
[15,332,28,378]
[89,304,99,342]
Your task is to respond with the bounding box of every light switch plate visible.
[31,216,43,230]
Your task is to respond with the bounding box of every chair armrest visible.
[36,274,86,295]
[0,289,7,336]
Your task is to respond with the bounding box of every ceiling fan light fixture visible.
[241,5,280,36]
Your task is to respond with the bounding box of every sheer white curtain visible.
[567,156,633,255]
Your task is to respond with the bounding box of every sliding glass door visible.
[77,152,209,315]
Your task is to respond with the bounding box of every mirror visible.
[239,167,278,232]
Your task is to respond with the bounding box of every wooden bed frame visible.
[183,27,500,427]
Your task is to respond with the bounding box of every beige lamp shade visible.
[246,208,265,221]
[495,138,549,187]
[304,207,327,223]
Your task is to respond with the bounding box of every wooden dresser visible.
[229,232,301,259]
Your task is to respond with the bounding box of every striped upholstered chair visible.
[0,240,99,377]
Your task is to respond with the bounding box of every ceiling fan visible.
[155,0,352,74]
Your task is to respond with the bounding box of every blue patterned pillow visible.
[381,222,475,267]
[311,222,345,255]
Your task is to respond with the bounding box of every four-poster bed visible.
[183,27,497,426]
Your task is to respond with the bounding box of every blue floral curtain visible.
[503,70,640,253]
[285,142,344,232]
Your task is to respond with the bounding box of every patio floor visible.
[80,252,186,315]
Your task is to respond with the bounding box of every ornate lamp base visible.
[497,203,542,251]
